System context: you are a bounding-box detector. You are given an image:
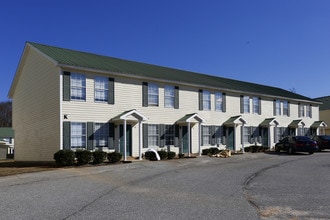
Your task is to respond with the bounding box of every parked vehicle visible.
[275,136,318,155]
[312,135,330,151]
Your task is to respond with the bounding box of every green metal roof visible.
[315,96,330,110]
[28,42,316,102]
[0,128,14,138]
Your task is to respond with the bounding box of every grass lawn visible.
[0,160,57,177]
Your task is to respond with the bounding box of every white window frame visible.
[243,127,251,144]
[243,96,250,113]
[203,90,211,111]
[71,122,86,148]
[164,86,175,108]
[252,97,259,114]
[148,124,159,146]
[202,126,211,145]
[299,104,305,117]
[148,83,159,106]
[306,105,312,118]
[164,125,175,145]
[94,123,109,148]
[94,77,108,102]
[283,101,289,116]
[215,92,223,111]
[275,100,281,115]
[215,126,222,145]
[71,73,86,101]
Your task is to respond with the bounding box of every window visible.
[299,104,305,117]
[252,97,259,114]
[274,127,282,143]
[164,86,175,108]
[306,105,312,118]
[94,123,109,147]
[164,125,175,145]
[203,90,211,110]
[243,96,250,113]
[243,127,251,144]
[215,126,222,145]
[71,73,86,101]
[148,83,159,106]
[94,77,108,102]
[283,101,289,116]
[275,100,281,115]
[202,126,211,145]
[148,124,159,146]
[215,92,223,111]
[71,122,86,148]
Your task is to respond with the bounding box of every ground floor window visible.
[243,127,251,144]
[164,125,175,145]
[202,126,211,145]
[71,122,86,148]
[148,124,159,146]
[94,123,109,147]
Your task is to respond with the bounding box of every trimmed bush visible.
[157,150,168,160]
[145,151,158,161]
[92,151,107,164]
[202,148,210,155]
[167,151,176,159]
[75,150,93,165]
[53,149,75,166]
[107,152,122,163]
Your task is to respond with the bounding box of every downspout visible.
[139,120,142,160]
[188,122,191,157]
[198,122,201,156]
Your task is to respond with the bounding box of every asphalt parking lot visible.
[0,151,329,220]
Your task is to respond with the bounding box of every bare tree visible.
[0,101,12,127]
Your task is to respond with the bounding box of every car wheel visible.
[275,146,280,153]
[309,152,314,154]
[288,147,294,155]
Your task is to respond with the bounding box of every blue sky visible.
[1,0,329,102]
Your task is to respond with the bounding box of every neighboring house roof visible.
[315,96,330,110]
[10,41,318,103]
[0,128,14,138]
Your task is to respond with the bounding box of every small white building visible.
[0,127,14,159]
[8,42,324,161]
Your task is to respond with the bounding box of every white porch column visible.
[188,122,191,157]
[124,119,127,161]
[198,122,201,156]
[241,124,245,153]
[139,120,142,160]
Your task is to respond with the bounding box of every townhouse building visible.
[8,42,324,161]
[315,96,330,135]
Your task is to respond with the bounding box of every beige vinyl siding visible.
[12,47,60,161]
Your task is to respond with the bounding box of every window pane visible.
[253,97,259,114]
[71,122,86,148]
[165,125,175,145]
[203,90,211,110]
[202,126,210,145]
[148,124,159,146]
[283,101,288,116]
[95,77,109,102]
[164,86,174,108]
[71,73,86,101]
[276,100,281,115]
[215,92,223,111]
[244,96,250,113]
[94,123,109,147]
[148,83,159,106]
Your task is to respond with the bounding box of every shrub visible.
[53,149,75,166]
[167,151,176,159]
[145,151,158,161]
[75,150,93,165]
[92,151,107,164]
[178,153,185,158]
[107,152,122,163]
[209,147,220,155]
[202,149,210,155]
[157,150,168,160]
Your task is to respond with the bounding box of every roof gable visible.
[27,42,316,102]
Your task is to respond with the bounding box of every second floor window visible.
[215,92,223,111]
[299,104,305,117]
[275,100,281,115]
[306,105,312,118]
[283,101,289,116]
[203,90,211,110]
[252,97,260,114]
[71,73,86,101]
[164,86,175,108]
[94,77,108,102]
[243,96,250,113]
[148,83,159,106]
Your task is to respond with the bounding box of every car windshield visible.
[293,136,311,141]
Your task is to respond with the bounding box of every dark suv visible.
[275,136,318,155]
